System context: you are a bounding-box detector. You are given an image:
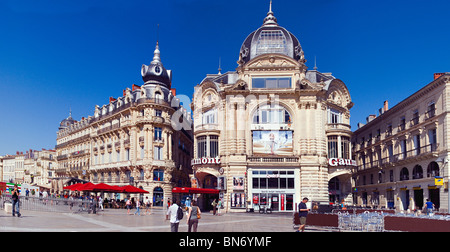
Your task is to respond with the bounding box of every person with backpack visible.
[166,199,182,232]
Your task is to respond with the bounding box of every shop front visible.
[248,168,298,212]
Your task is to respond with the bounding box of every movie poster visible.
[252,130,293,155]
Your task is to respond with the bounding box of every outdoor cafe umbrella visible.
[119,185,149,194]
[63,183,84,191]
[74,182,96,191]
[92,183,120,192]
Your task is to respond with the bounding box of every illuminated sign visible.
[191,156,221,165]
[328,158,357,167]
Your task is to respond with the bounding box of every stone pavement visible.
[0,207,337,232]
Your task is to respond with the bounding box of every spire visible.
[263,0,278,26]
[151,41,161,64]
[218,57,222,74]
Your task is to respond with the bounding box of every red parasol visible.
[93,183,120,192]
[63,183,85,191]
[120,185,149,193]
[75,182,96,191]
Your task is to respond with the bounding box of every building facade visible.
[55,42,193,204]
[191,4,354,212]
[352,73,450,213]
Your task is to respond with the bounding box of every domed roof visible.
[238,2,305,65]
[141,42,172,88]
[59,111,76,130]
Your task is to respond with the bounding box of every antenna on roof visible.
[314,56,318,70]
[157,24,160,43]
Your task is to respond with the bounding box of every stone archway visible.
[328,169,353,205]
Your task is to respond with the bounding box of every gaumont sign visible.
[191,156,221,165]
[328,158,357,167]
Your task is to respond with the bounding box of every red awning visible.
[63,183,149,193]
[172,187,219,194]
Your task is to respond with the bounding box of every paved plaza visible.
[0,207,336,232]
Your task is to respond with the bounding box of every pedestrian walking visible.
[166,199,181,232]
[217,198,223,216]
[297,197,310,232]
[211,199,217,215]
[187,200,201,232]
[98,196,103,211]
[11,184,21,218]
[425,198,435,215]
[144,196,152,215]
[134,199,141,216]
[126,198,132,215]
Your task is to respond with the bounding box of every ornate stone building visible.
[55,42,193,204]
[191,3,354,212]
[352,73,450,213]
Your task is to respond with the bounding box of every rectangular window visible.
[202,109,216,124]
[428,128,437,151]
[400,139,407,159]
[197,136,207,158]
[209,135,219,157]
[387,144,393,162]
[328,136,338,158]
[341,136,350,159]
[154,127,162,141]
[252,178,259,189]
[252,77,292,89]
[328,108,342,124]
[414,134,421,155]
[154,146,163,160]
[287,178,295,189]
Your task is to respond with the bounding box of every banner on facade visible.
[252,130,293,155]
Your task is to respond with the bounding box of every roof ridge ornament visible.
[263,0,278,26]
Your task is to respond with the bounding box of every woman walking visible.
[186,200,201,232]
[134,199,141,216]
[126,198,132,215]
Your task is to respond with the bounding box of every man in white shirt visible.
[166,199,180,232]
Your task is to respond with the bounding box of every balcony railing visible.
[248,156,299,163]
[356,143,438,171]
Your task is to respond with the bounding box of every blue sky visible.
[1,0,450,156]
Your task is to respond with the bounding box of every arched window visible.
[252,104,291,125]
[155,91,163,101]
[153,187,164,206]
[427,162,440,177]
[412,165,423,179]
[400,167,409,181]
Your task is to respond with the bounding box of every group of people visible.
[166,199,202,232]
[126,196,153,216]
[211,198,223,216]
